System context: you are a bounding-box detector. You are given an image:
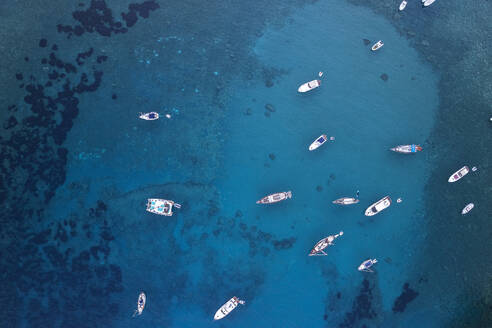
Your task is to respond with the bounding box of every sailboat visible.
[132,292,146,317]
[309,231,344,256]
[256,191,292,204]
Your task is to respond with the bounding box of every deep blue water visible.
[1,0,491,327]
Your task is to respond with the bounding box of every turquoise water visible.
[1,0,490,327]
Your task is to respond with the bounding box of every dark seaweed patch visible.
[39,38,48,48]
[76,47,94,66]
[392,283,419,313]
[339,279,377,327]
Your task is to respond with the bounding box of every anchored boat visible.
[365,196,391,216]
[309,134,328,151]
[298,79,321,93]
[214,296,245,320]
[390,144,422,154]
[146,198,181,216]
[332,197,359,205]
[462,203,474,215]
[256,191,292,204]
[139,112,159,120]
[448,166,470,183]
[399,0,407,10]
[371,40,384,51]
[132,292,146,317]
[423,0,436,6]
[309,231,344,256]
[358,259,378,272]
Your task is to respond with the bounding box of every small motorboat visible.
[371,40,384,51]
[309,231,344,256]
[139,112,159,120]
[365,196,391,216]
[358,259,378,272]
[332,197,360,205]
[256,191,292,204]
[390,144,422,154]
[146,198,181,216]
[399,0,407,10]
[298,79,321,93]
[461,203,474,215]
[423,0,436,6]
[448,166,470,183]
[214,296,245,320]
[309,134,328,151]
[132,292,146,317]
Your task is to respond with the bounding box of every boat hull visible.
[371,41,384,51]
[298,79,321,93]
[390,144,422,154]
[365,196,391,216]
[139,112,159,120]
[462,203,474,215]
[146,198,180,216]
[448,166,470,183]
[399,0,407,10]
[423,0,436,6]
[214,297,240,320]
[137,292,146,316]
[256,191,292,204]
[332,197,359,205]
[309,134,328,151]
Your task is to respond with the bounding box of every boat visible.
[390,144,422,154]
[132,292,146,317]
[298,79,321,93]
[214,296,245,320]
[461,203,474,215]
[146,198,181,216]
[139,112,159,120]
[423,0,436,6]
[256,191,292,204]
[364,196,391,216]
[358,259,378,272]
[309,231,344,256]
[309,134,328,151]
[448,166,470,183]
[399,0,407,10]
[371,40,384,51]
[332,197,360,205]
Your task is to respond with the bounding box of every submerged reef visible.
[339,278,379,328]
[392,283,419,313]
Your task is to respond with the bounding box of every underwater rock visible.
[39,39,47,48]
[112,93,117,100]
[265,103,275,112]
[75,48,94,66]
[16,73,23,80]
[363,38,371,45]
[235,210,243,218]
[272,237,296,250]
[245,107,252,115]
[4,116,18,129]
[380,73,389,81]
[392,283,418,313]
[339,278,377,327]
[316,185,323,192]
[268,153,275,160]
[265,79,274,87]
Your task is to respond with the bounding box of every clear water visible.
[1,0,490,327]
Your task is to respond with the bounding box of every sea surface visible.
[0,0,490,327]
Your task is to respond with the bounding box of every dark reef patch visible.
[392,283,418,313]
[76,48,94,66]
[339,278,378,327]
[39,38,48,48]
[380,73,388,81]
[272,237,296,250]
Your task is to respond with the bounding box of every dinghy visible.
[399,0,407,10]
[332,197,360,205]
[146,198,181,216]
[309,231,344,256]
[132,292,146,317]
[309,134,328,151]
[365,196,391,216]
[448,166,470,183]
[139,112,159,120]
[423,0,436,6]
[256,191,292,204]
[298,79,321,93]
[390,144,422,154]
[371,40,384,51]
[461,203,474,215]
[214,296,245,320]
[358,259,378,272]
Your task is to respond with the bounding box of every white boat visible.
[298,79,321,93]
[332,197,360,205]
[309,134,328,151]
[146,198,181,216]
[461,203,474,215]
[309,231,344,256]
[365,196,391,216]
[256,191,292,204]
[448,166,470,183]
[139,112,159,120]
[358,259,378,272]
[214,296,245,320]
[371,40,384,51]
[132,292,146,317]
[399,0,407,10]
[390,144,422,154]
[423,0,436,6]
